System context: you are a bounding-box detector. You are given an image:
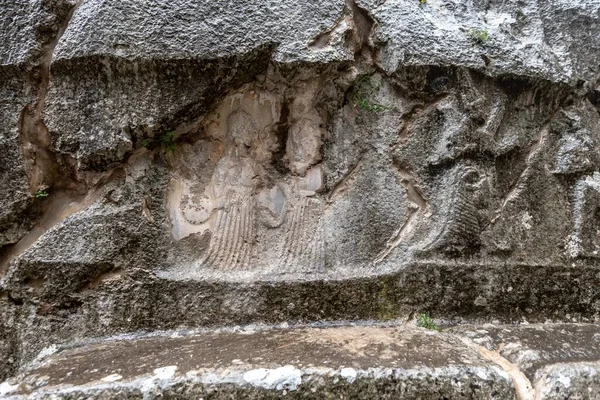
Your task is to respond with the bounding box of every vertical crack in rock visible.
[347,0,374,55]
[308,8,347,49]
[1,1,83,277]
[18,0,83,194]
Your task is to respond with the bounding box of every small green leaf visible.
[469,28,489,44]
[35,189,49,199]
[416,313,440,331]
[353,75,389,113]
[164,143,177,154]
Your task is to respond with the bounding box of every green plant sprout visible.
[159,131,177,153]
[356,97,387,112]
[416,313,440,331]
[142,131,177,153]
[353,75,390,113]
[35,189,49,199]
[469,28,489,44]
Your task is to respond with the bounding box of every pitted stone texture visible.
[361,0,600,85]
[3,260,600,391]
[51,0,350,63]
[534,362,600,400]
[0,296,19,382]
[1,325,516,399]
[0,72,36,248]
[450,323,600,399]
[45,47,277,171]
[43,0,352,170]
[3,0,600,389]
[0,0,76,247]
[46,0,600,172]
[0,0,76,67]
[2,152,169,305]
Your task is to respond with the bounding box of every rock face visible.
[0,0,76,249]
[1,0,600,391]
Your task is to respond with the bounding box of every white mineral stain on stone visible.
[515,349,541,366]
[244,368,268,382]
[0,381,18,396]
[493,366,510,381]
[153,365,178,380]
[475,370,489,380]
[33,344,58,364]
[522,212,533,230]
[101,373,123,382]
[340,367,357,383]
[243,365,302,390]
[557,375,571,388]
[484,11,516,29]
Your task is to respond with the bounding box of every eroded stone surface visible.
[450,324,600,377]
[3,152,169,305]
[1,325,515,399]
[1,0,600,386]
[451,323,600,399]
[0,0,76,248]
[364,0,600,85]
[534,362,600,400]
[43,0,352,170]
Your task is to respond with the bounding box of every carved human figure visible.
[567,174,600,258]
[422,164,489,255]
[199,111,265,269]
[419,71,501,256]
[549,105,600,258]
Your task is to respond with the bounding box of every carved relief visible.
[165,69,598,274]
[168,85,327,271]
[394,71,502,258]
[422,164,488,255]
[568,173,600,258]
[200,200,256,269]
[547,104,600,259]
[256,185,286,228]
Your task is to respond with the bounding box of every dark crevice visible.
[272,98,292,175]
[0,243,17,277]
[587,86,600,106]
[19,0,83,195]
[5,291,24,306]
[6,1,83,276]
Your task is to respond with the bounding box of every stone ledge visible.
[2,325,514,399]
[450,323,600,400]
[3,323,600,399]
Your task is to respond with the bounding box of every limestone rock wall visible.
[1,0,599,380]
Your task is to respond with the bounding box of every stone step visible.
[449,323,600,399]
[2,323,599,399]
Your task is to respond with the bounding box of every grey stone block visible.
[1,325,516,399]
